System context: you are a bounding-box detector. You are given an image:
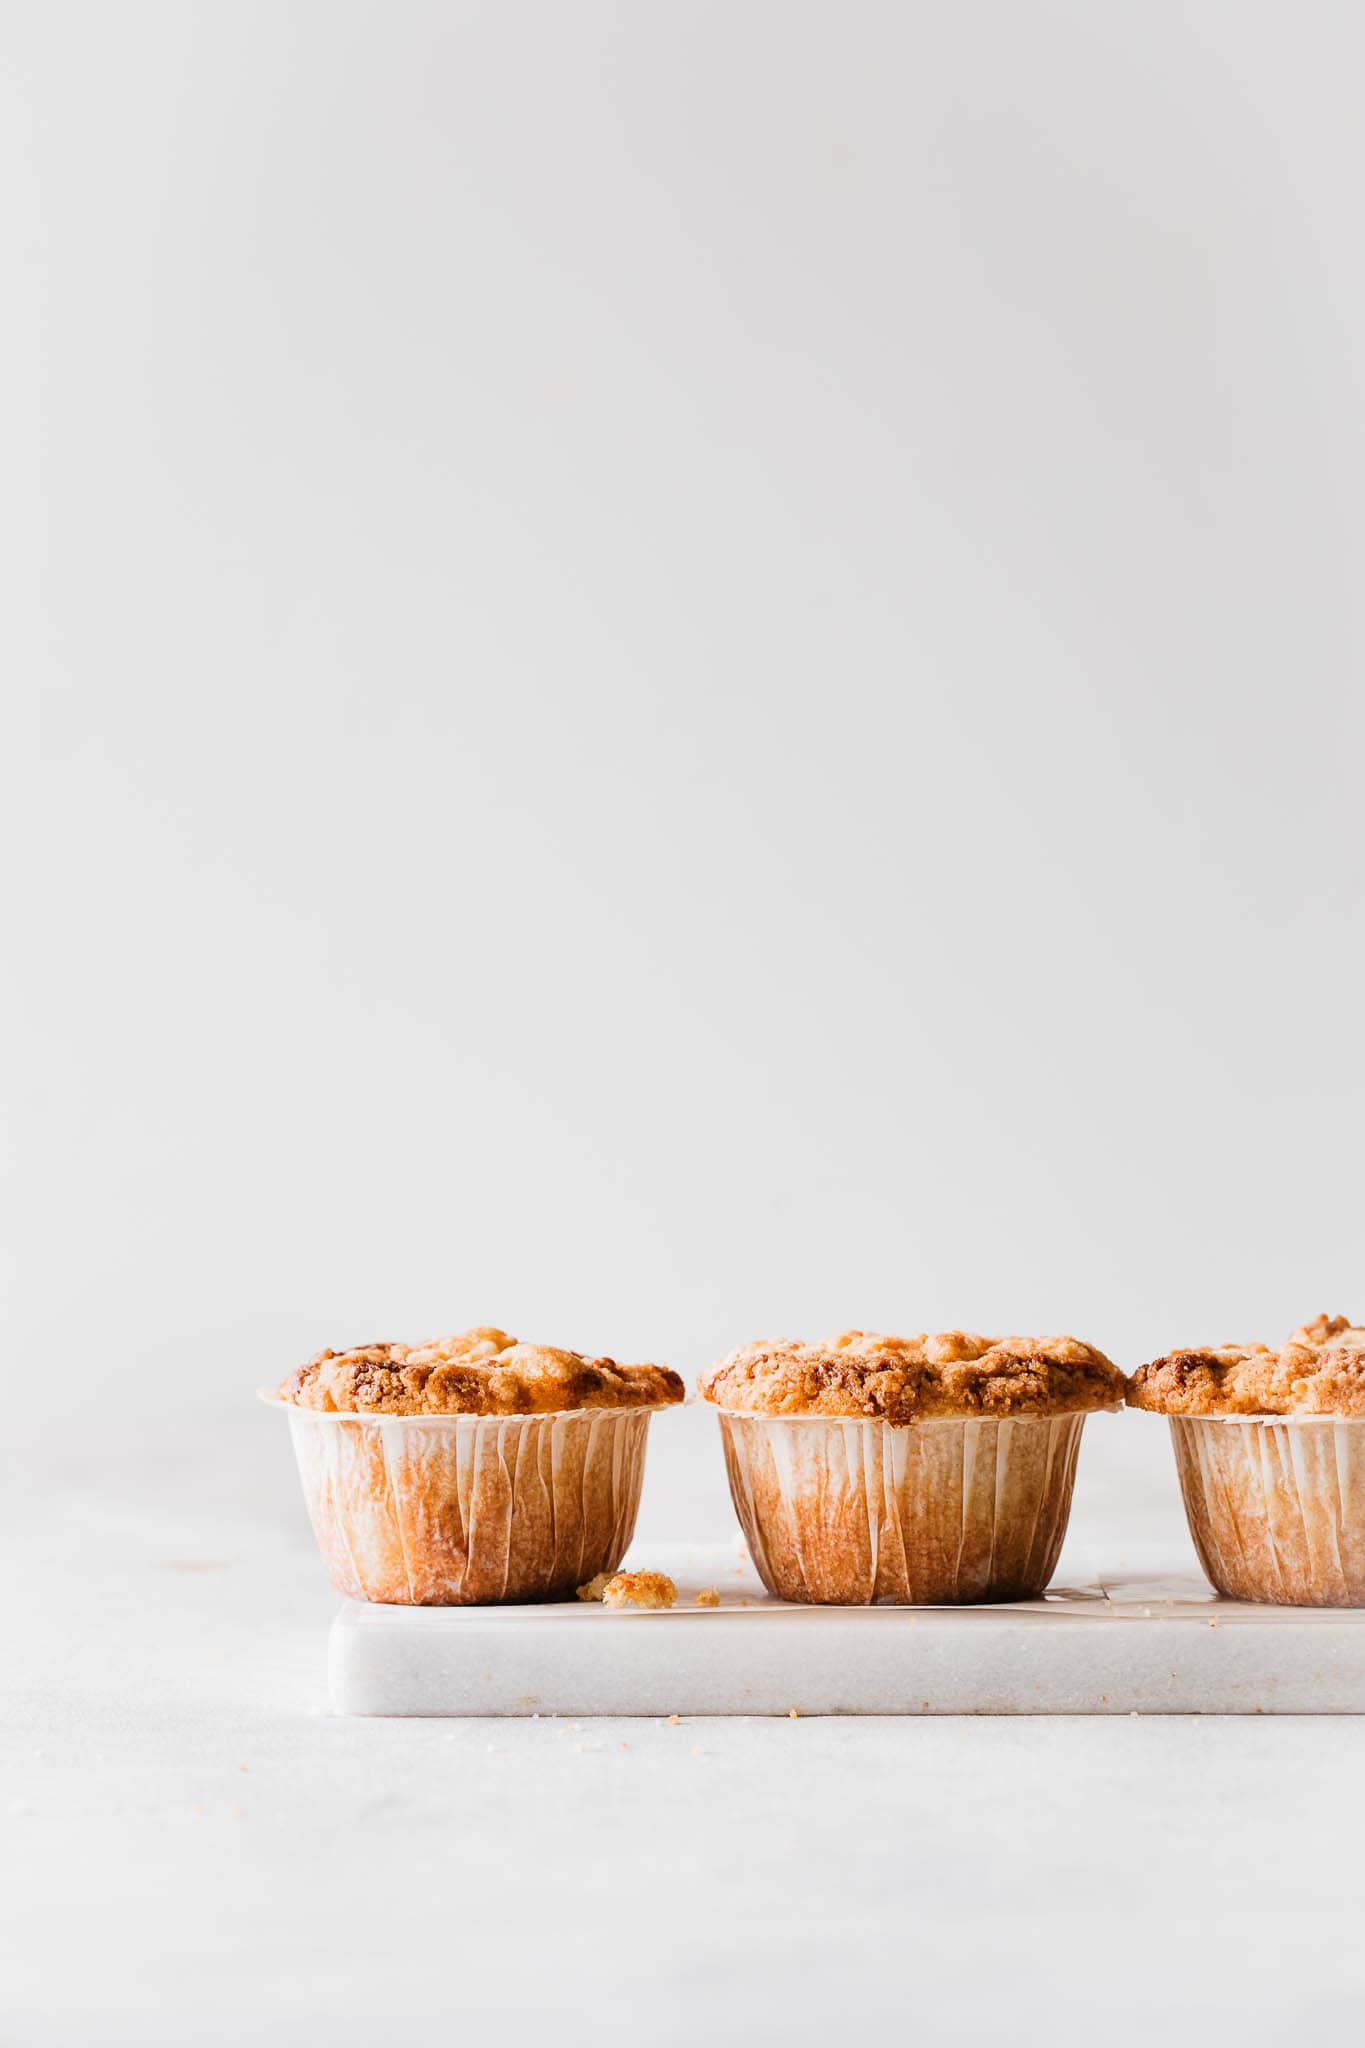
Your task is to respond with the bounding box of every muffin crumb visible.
[602,1571,677,1610]
[695,1586,720,1607]
[576,1572,613,1602]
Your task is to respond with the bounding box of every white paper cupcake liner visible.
[715,1410,1089,1605]
[1169,1415,1365,1606]
[273,1402,663,1605]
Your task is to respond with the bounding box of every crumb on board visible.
[667,1714,680,1725]
[576,1573,613,1602]
[695,1586,720,1607]
[788,1707,800,1720]
[602,1570,677,1611]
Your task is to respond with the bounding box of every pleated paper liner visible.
[1168,1414,1365,1607]
[263,1396,672,1605]
[715,1409,1100,1605]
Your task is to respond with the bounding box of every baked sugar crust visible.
[276,1325,684,1417]
[700,1328,1123,1421]
[1128,1313,1365,1417]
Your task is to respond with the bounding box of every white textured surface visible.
[7,1410,1365,2047]
[328,1542,1365,1717]
[9,1,1365,2039]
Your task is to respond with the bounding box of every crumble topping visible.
[275,1326,683,1417]
[700,1329,1123,1421]
[1128,1313,1365,1416]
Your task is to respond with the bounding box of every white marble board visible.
[328,1541,1365,1716]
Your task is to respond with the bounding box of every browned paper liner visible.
[282,1405,661,1605]
[1169,1415,1365,1607]
[716,1410,1088,1605]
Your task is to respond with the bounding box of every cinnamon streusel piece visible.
[602,1571,677,1610]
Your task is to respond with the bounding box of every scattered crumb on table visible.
[695,1586,720,1607]
[576,1572,613,1602]
[602,1570,677,1611]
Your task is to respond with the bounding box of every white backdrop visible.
[6,1,1364,1555]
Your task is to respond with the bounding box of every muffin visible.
[268,1326,683,1605]
[1129,1312,1365,1606]
[700,1328,1123,1605]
